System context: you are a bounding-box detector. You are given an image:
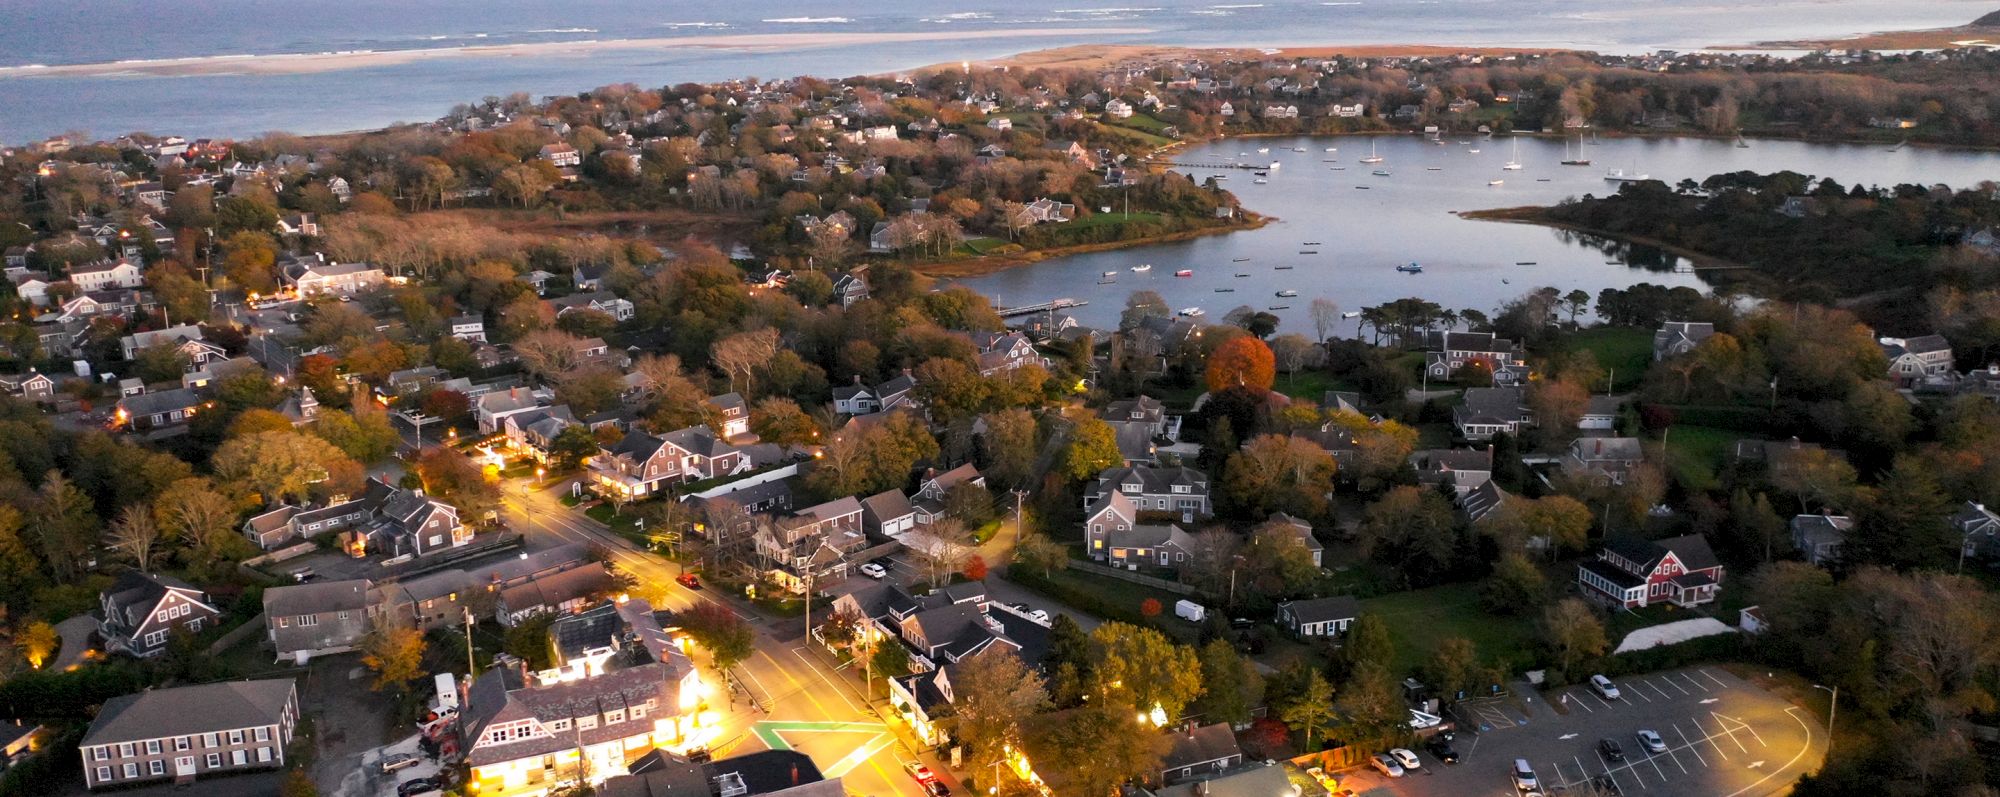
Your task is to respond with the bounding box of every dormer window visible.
[1121,482,1141,493]
[1172,485,1189,494]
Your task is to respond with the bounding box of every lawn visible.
[1068,211,1165,231]
[1661,425,1737,492]
[1570,326,1655,392]
[1359,581,1537,678]
[1092,121,1173,148]
[1273,369,1356,404]
[584,503,643,538]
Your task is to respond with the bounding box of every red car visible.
[676,572,702,589]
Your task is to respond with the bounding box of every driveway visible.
[52,614,96,671]
[1340,667,1825,797]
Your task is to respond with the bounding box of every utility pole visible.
[461,606,476,677]
[1814,684,1838,755]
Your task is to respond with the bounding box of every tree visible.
[1426,636,1490,703]
[132,342,192,384]
[1336,661,1407,740]
[1089,622,1204,721]
[1012,532,1067,578]
[1194,638,1264,725]
[547,424,600,472]
[980,408,1039,490]
[106,505,164,573]
[309,405,400,463]
[1120,291,1170,331]
[15,620,57,669]
[1358,486,1463,587]
[905,520,974,586]
[555,367,626,416]
[711,328,781,396]
[1851,456,1955,571]
[1060,413,1122,483]
[1541,598,1608,677]
[153,478,242,563]
[912,358,988,424]
[219,231,279,294]
[1729,489,1787,563]
[750,397,818,445]
[502,611,560,670]
[1239,521,1321,598]
[1309,298,1342,343]
[30,472,96,583]
[410,446,501,519]
[0,506,44,598]
[952,647,1050,776]
[1339,613,1396,676]
[513,329,587,382]
[1481,553,1549,615]
[1205,336,1276,393]
[1222,435,1337,518]
[681,602,754,673]
[1769,447,1860,514]
[359,620,426,693]
[1029,704,1169,797]
[1140,598,1162,618]
[279,769,319,797]
[962,554,989,581]
[870,639,912,680]
[1279,668,1336,748]
[213,430,354,506]
[1270,333,1320,378]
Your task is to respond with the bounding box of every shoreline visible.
[911,43,1580,74]
[914,213,1273,280]
[1455,206,1746,272]
[0,29,1156,79]
[1720,22,2000,52]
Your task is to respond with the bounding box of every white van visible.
[1174,599,1206,623]
[1512,758,1539,792]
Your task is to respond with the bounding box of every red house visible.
[1577,535,1723,609]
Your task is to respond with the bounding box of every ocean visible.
[0,0,1981,142]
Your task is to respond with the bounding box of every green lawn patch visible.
[1115,113,1170,134]
[1068,211,1165,231]
[583,503,642,537]
[1008,566,1198,643]
[1360,581,1537,678]
[1661,425,1737,492]
[1273,370,1356,404]
[1092,121,1173,148]
[1569,326,1654,392]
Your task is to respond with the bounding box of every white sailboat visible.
[1359,140,1384,164]
[1502,136,1524,171]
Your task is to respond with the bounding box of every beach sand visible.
[915,43,1579,74]
[0,28,1156,79]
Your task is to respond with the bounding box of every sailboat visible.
[1560,135,1592,166]
[1359,140,1384,164]
[1502,136,1524,171]
[1734,133,1750,149]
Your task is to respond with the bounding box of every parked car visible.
[1512,758,1539,792]
[1636,729,1667,754]
[1591,674,1621,700]
[1388,748,1421,771]
[858,562,887,579]
[290,567,316,583]
[1424,736,1460,764]
[1598,738,1625,763]
[1007,602,1029,612]
[1592,775,1624,795]
[904,762,949,796]
[1369,753,1405,778]
[397,778,442,797]
[379,752,419,773]
[677,572,702,589]
[1028,609,1050,623]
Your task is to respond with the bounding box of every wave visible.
[1320,2,1362,5]
[526,28,599,34]
[1209,3,1265,7]
[1052,7,1162,13]
[1189,10,1234,15]
[662,21,732,28]
[762,16,852,23]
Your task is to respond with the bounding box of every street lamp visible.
[1813,683,1838,753]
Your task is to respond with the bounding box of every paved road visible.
[499,479,939,797]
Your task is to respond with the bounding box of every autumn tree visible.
[213,430,355,507]
[1205,336,1276,393]
[1089,622,1204,721]
[1527,378,1590,450]
[513,328,587,382]
[153,477,243,564]
[750,397,818,445]
[952,647,1051,778]
[1222,434,1337,518]
[30,472,97,583]
[1358,486,1463,587]
[1335,661,1407,740]
[1029,704,1169,796]
[979,408,1039,490]
[1060,413,1121,482]
[1482,553,1550,615]
[1426,636,1493,702]
[1280,668,1336,748]
[106,505,164,573]
[359,619,426,693]
[1541,598,1608,678]
[682,602,755,673]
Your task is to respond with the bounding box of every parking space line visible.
[1700,668,1730,689]
[1654,746,1684,775]
[1573,755,1594,788]
[1674,721,1717,763]
[1566,693,1595,713]
[1664,677,1691,696]
[1682,672,1711,692]
[1628,684,1653,703]
[1647,679,1675,700]
[1596,748,1639,790]
[1711,712,1758,752]
[1593,693,1615,710]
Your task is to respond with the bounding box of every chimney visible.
[1594,439,1602,455]
[852,374,863,385]
[790,763,800,785]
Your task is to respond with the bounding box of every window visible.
[631,705,646,720]
[298,615,318,627]
[150,760,165,776]
[206,753,221,768]
[175,737,189,752]
[204,733,219,748]
[228,730,243,745]
[120,743,135,758]
[257,747,272,763]
[578,716,598,730]
[548,719,571,732]
[606,709,625,724]
[144,630,167,648]
[93,746,108,762]
[155,610,169,623]
[254,727,270,743]
[123,763,138,778]
[146,740,161,754]
[231,750,246,766]
[95,766,110,782]
[188,618,202,632]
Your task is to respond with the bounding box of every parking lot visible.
[1342,667,1825,797]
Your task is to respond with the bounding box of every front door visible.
[174,757,195,778]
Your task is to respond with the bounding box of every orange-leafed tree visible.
[1205,336,1276,393]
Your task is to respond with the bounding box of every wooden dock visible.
[997,298,1087,318]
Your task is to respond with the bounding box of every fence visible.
[243,542,317,568]
[1065,560,1198,595]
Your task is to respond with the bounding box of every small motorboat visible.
[1274,265,1295,270]
[1268,304,1290,310]
[1331,167,1346,171]
[1256,147,1270,154]
[1324,146,1337,152]
[1396,262,1424,273]
[1102,271,1117,277]
[1276,289,1299,297]
[1303,241,1323,245]
[1235,272,1250,277]
[1514,261,1537,265]
[1342,311,1361,319]
[1179,307,1205,317]
[1131,264,1152,272]
[1231,257,1251,262]
[1215,287,1235,293]
[1353,185,1370,189]
[1371,169,1391,176]
[1174,269,1194,277]
[1468,148,1481,153]
[1097,278,1117,284]
[1253,171,1269,176]
[1299,250,1319,254]
[1501,278,1510,284]
[1489,179,1504,186]
[1253,178,1268,184]
[1426,166,1442,171]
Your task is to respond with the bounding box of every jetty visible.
[996,298,1088,318]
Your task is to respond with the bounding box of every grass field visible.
[1094,120,1174,148]
[1662,425,1737,492]
[1360,581,1538,677]
[1570,326,1654,392]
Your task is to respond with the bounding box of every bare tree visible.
[106,505,164,573]
[1309,298,1341,343]
[711,328,780,396]
[905,520,974,586]
[513,328,587,382]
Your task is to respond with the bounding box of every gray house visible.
[1275,595,1359,638]
[264,580,372,664]
[1791,514,1851,566]
[80,679,298,790]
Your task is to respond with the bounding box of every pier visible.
[996,298,1087,318]
[1148,159,1280,170]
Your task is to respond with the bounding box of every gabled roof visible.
[1278,595,1359,626]
[83,679,295,746]
[103,571,200,628]
[1164,722,1242,769]
[263,579,370,617]
[861,489,916,522]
